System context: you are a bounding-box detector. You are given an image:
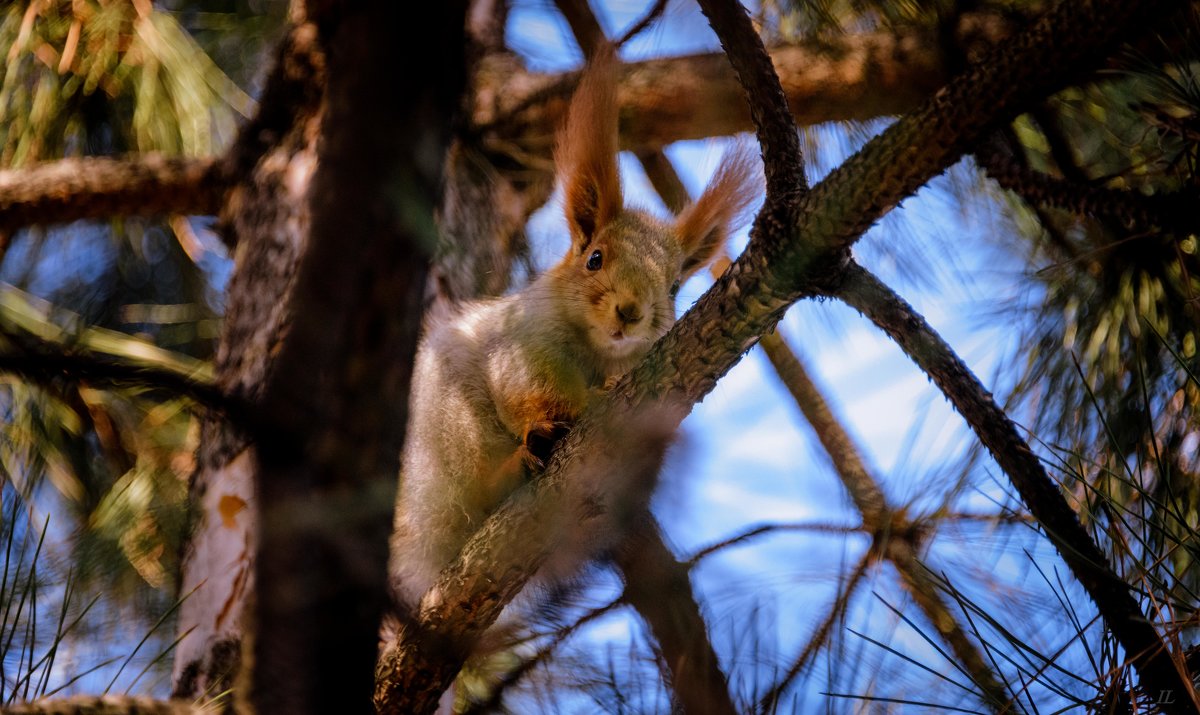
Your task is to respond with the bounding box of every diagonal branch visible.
[695,0,806,197]
[760,551,873,709]
[616,0,670,46]
[0,344,225,414]
[553,0,607,54]
[0,286,224,410]
[461,598,624,715]
[757,330,885,522]
[833,261,1196,711]
[383,0,1185,709]
[755,325,1011,710]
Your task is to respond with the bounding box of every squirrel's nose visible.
[615,301,643,326]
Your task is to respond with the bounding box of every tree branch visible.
[614,518,737,715]
[616,0,670,47]
[0,21,326,239]
[0,156,226,236]
[696,0,806,197]
[0,287,226,411]
[474,15,997,153]
[0,696,200,715]
[387,0,1190,708]
[0,346,225,413]
[553,0,606,55]
[250,0,466,712]
[833,261,1196,710]
[635,149,691,214]
[975,134,1200,235]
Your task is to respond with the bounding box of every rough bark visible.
[0,696,200,715]
[430,0,547,306]
[0,156,227,236]
[698,0,807,198]
[432,143,546,305]
[246,0,466,712]
[171,17,327,704]
[380,0,1188,707]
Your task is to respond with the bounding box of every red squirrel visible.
[391,49,758,606]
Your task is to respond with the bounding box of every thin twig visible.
[759,552,873,710]
[616,0,671,46]
[461,598,625,715]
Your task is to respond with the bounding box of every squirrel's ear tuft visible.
[558,45,622,252]
[676,143,760,279]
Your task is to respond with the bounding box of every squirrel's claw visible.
[523,420,571,469]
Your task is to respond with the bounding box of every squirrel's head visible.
[549,47,759,362]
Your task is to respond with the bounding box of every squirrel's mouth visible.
[594,325,644,357]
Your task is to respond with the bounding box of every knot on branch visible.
[866,508,930,563]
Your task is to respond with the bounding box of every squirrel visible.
[390,49,758,607]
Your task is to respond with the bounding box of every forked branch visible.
[833,261,1196,710]
[388,0,1187,710]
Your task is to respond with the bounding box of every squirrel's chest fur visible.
[391,287,616,603]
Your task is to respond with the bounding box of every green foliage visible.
[0,0,257,607]
[0,285,205,596]
[0,0,253,165]
[993,13,1200,606]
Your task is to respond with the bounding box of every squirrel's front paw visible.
[523,421,571,469]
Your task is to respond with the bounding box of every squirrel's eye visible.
[669,280,680,298]
[586,249,603,271]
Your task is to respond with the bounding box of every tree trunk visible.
[171,19,326,703]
